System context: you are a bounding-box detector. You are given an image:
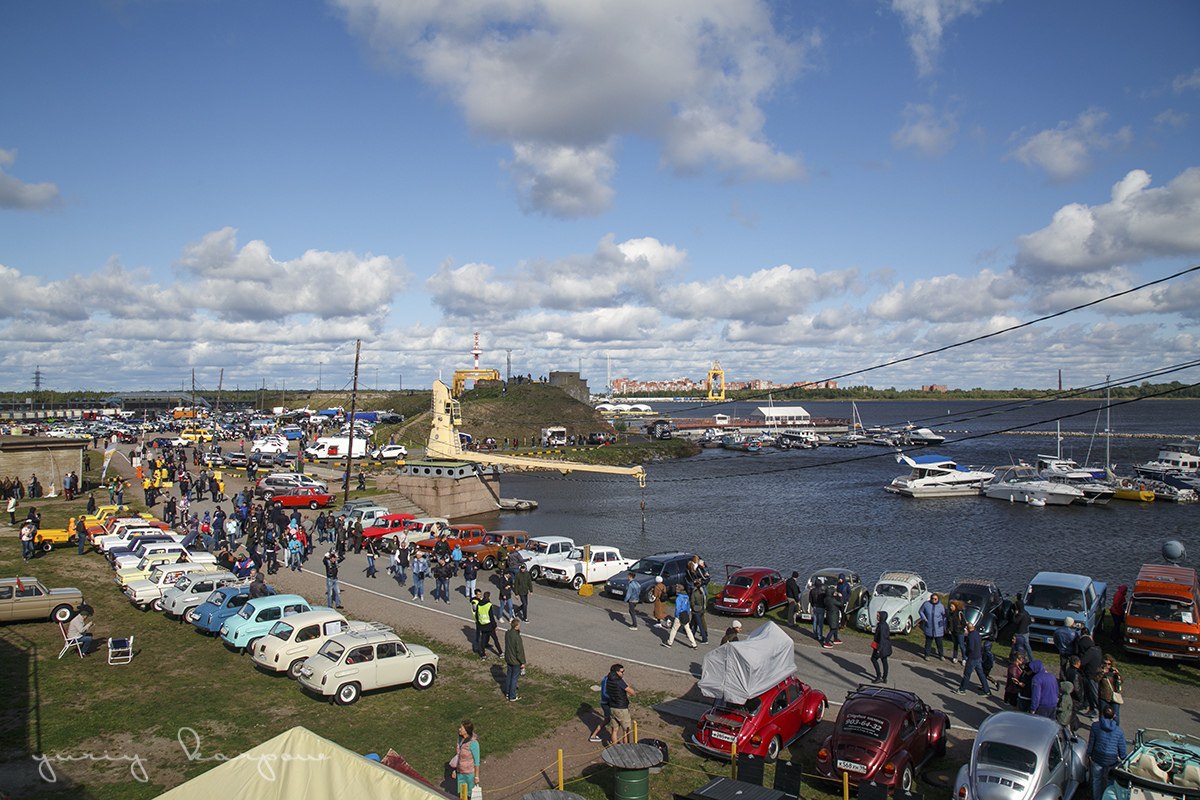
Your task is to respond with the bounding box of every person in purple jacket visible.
[1029,659,1059,718]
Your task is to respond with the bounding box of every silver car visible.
[955,711,1087,800]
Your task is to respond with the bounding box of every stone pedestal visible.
[391,461,501,519]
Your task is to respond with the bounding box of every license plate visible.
[1148,651,1176,659]
[711,731,736,743]
[837,760,869,774]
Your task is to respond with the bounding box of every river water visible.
[494,399,1199,594]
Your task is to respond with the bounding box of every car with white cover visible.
[954,711,1087,800]
[541,545,635,590]
[297,626,439,705]
[855,571,932,634]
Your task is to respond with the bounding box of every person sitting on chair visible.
[68,604,95,655]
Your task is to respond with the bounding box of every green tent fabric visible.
[156,726,447,800]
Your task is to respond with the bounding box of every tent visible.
[156,726,449,800]
[696,621,796,705]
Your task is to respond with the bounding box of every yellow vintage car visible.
[180,428,215,443]
[33,525,77,552]
[115,553,182,588]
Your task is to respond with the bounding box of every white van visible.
[304,436,367,460]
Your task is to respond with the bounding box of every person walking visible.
[810,578,826,642]
[363,537,378,579]
[6,494,16,525]
[589,671,611,743]
[1005,652,1027,708]
[689,581,709,643]
[513,563,532,621]
[785,571,801,626]
[1010,598,1034,663]
[323,550,343,609]
[390,544,407,585]
[624,573,640,630]
[433,557,452,604]
[411,552,428,601]
[450,720,481,796]
[871,610,892,683]
[480,592,503,658]
[462,553,478,599]
[1077,632,1104,718]
[663,584,698,648]
[1098,656,1124,724]
[919,593,948,660]
[947,600,968,663]
[650,576,668,628]
[1053,617,1079,672]
[504,619,525,701]
[953,622,990,695]
[605,664,636,745]
[1087,706,1126,800]
[499,571,515,621]
[821,582,845,648]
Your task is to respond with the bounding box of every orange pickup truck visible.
[1123,564,1200,662]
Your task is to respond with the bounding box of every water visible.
[494,400,1200,595]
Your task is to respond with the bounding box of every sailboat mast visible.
[1105,375,1111,472]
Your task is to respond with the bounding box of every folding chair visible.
[107,635,134,665]
[57,622,85,659]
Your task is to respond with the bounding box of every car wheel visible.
[903,617,913,634]
[754,600,767,618]
[263,491,274,501]
[288,659,306,679]
[42,541,53,552]
[245,637,261,654]
[151,598,164,612]
[309,501,319,510]
[335,682,361,705]
[936,723,948,757]
[766,735,782,762]
[413,664,436,690]
[181,606,196,623]
[482,556,495,570]
[571,575,586,591]
[900,765,914,792]
[52,604,74,623]
[529,565,541,581]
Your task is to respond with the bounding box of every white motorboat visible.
[885,454,995,498]
[1135,441,1200,490]
[983,465,1084,506]
[1034,454,1114,505]
[901,425,946,446]
[778,428,819,448]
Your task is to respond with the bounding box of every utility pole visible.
[506,349,512,383]
[216,368,224,416]
[343,339,361,503]
[190,369,196,419]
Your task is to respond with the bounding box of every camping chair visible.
[57,622,85,659]
[107,635,134,665]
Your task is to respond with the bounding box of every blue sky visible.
[2,0,1198,394]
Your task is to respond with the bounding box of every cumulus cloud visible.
[1009,109,1132,182]
[869,269,1018,322]
[891,103,958,158]
[890,0,992,77]
[1153,109,1189,130]
[1016,167,1200,273]
[661,264,858,326]
[0,148,61,210]
[332,0,812,215]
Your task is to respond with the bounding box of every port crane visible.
[425,380,647,487]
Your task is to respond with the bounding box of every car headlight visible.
[890,614,901,624]
[1125,626,1142,635]
[1182,634,1198,642]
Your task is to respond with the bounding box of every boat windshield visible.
[1025,585,1085,613]
[977,742,1037,774]
[874,583,908,598]
[1129,596,1196,624]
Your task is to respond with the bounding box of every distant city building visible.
[750,406,811,426]
[920,384,948,393]
[610,376,836,393]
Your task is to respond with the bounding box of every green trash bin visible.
[602,743,662,800]
[613,767,650,800]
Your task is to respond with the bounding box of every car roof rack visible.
[953,578,999,588]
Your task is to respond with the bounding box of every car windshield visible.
[977,741,1037,774]
[269,622,294,641]
[628,559,664,576]
[1025,585,1085,613]
[875,583,908,598]
[1129,596,1196,624]
[728,575,754,588]
[529,542,551,554]
[841,713,889,740]
[318,640,345,662]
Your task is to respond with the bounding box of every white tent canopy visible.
[697,621,797,705]
[156,726,447,800]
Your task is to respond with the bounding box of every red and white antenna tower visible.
[471,331,482,369]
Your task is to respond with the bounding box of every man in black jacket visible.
[1077,633,1104,717]
[821,584,844,648]
[785,572,801,626]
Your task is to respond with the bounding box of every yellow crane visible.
[707,360,726,401]
[425,380,647,487]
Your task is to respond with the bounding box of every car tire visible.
[900,765,914,792]
[181,606,196,623]
[245,637,261,654]
[413,664,436,690]
[936,723,948,757]
[52,604,74,623]
[42,541,53,552]
[903,617,913,634]
[309,501,319,510]
[766,735,782,762]
[263,491,274,501]
[335,682,361,705]
[571,575,586,591]
[288,658,306,679]
[151,598,164,612]
[482,556,495,570]
[754,600,767,618]
[529,565,541,581]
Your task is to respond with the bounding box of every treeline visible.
[608,380,1200,402]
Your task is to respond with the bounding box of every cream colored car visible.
[251,609,374,678]
[124,563,219,611]
[297,628,438,705]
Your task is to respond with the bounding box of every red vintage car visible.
[414,524,488,552]
[361,513,416,542]
[816,686,949,793]
[693,676,826,761]
[270,486,335,509]
[714,566,789,617]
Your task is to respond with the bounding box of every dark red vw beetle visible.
[713,566,789,617]
[693,675,827,761]
[816,686,949,793]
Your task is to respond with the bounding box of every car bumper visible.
[690,734,738,760]
[713,602,753,616]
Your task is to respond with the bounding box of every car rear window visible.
[728,575,754,588]
[318,641,345,662]
[269,622,294,640]
[840,713,889,740]
[977,742,1037,774]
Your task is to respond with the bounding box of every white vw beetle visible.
[297,627,438,705]
[251,609,373,678]
[856,571,932,634]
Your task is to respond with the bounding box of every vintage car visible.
[269,486,335,509]
[115,553,188,588]
[692,622,826,761]
[541,545,635,590]
[461,530,531,570]
[605,551,696,602]
[125,563,218,611]
[797,569,869,621]
[106,532,185,565]
[714,566,789,618]
[251,609,374,678]
[94,521,172,553]
[949,579,1011,641]
[297,627,439,705]
[954,711,1087,800]
[816,686,949,792]
[519,535,577,580]
[414,524,488,553]
[1023,572,1107,645]
[0,577,83,623]
[254,472,328,499]
[190,586,263,634]
[113,541,192,571]
[32,525,78,551]
[360,513,417,550]
[220,594,322,652]
[1101,728,1200,800]
[856,571,932,634]
[161,570,243,620]
[250,436,288,455]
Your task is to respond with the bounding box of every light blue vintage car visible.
[1023,572,1107,645]
[218,594,323,653]
[1102,729,1200,800]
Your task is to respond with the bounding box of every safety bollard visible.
[843,770,850,800]
[632,721,638,743]
[460,781,469,800]
[731,741,737,780]
[558,748,564,790]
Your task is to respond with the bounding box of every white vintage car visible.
[297,627,438,705]
[519,535,576,580]
[251,609,374,678]
[161,570,243,619]
[541,545,635,590]
[125,563,219,610]
[855,571,932,634]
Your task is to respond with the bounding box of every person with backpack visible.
[663,584,697,648]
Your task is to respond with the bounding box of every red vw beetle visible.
[714,566,789,617]
[816,686,949,793]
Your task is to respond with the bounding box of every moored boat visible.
[885,454,995,498]
[1110,476,1156,503]
[983,465,1084,506]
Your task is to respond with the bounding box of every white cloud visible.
[1009,109,1132,182]
[332,0,812,215]
[891,103,958,158]
[890,0,992,77]
[0,147,61,211]
[1016,167,1200,273]
[661,264,858,325]
[1172,67,1200,93]
[1153,109,1188,130]
[869,269,1018,322]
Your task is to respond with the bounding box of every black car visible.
[604,551,696,602]
[948,579,1011,640]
